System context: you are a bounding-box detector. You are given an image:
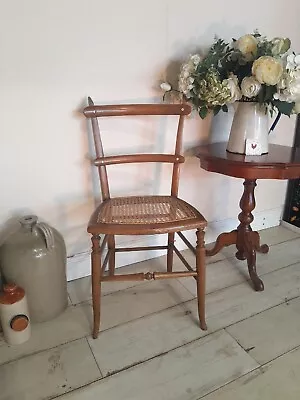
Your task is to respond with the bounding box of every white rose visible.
[236,34,258,60]
[241,76,261,98]
[226,73,242,103]
[252,56,283,85]
[160,82,172,92]
[271,37,291,56]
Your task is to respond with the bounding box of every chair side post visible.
[171,114,185,196]
[87,97,110,200]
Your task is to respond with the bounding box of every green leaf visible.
[199,107,208,119]
[257,85,265,104]
[281,38,291,54]
[235,63,252,81]
[222,104,229,113]
[264,85,277,102]
[198,99,206,107]
[213,105,222,115]
[272,100,295,116]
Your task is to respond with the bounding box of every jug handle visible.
[35,223,55,250]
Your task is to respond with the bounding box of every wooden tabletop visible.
[195,142,300,180]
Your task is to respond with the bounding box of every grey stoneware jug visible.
[0,215,68,322]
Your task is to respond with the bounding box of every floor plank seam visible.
[67,232,299,304]
[67,254,226,303]
[85,337,104,379]
[84,293,300,380]
[223,328,261,362]
[2,272,300,371]
[82,329,232,381]
[177,258,300,301]
[50,334,300,400]
[49,330,267,400]
[221,297,291,331]
[2,228,300,400]
[49,376,104,400]
[198,338,300,399]
[68,252,300,309]
[68,251,300,308]
[1,289,298,370]
[196,366,266,400]
[0,337,90,369]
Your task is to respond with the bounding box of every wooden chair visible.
[83,97,207,339]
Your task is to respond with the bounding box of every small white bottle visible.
[0,283,31,345]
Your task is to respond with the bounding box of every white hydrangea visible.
[178,54,201,98]
[286,54,300,71]
[274,69,300,103]
[225,73,242,103]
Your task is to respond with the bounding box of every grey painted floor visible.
[1,225,300,399]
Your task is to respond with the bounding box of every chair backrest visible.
[83,97,191,200]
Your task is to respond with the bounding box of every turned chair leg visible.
[196,228,207,331]
[91,235,102,339]
[108,234,116,276]
[167,233,175,272]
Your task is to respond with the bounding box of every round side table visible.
[196,142,300,291]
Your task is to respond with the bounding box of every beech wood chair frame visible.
[84,97,207,339]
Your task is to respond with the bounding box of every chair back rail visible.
[83,98,191,199]
[93,154,185,166]
[84,103,191,118]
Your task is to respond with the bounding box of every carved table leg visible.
[246,248,264,291]
[206,230,237,256]
[205,179,270,291]
[237,180,264,291]
[257,243,270,254]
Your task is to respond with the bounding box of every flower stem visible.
[269,112,282,134]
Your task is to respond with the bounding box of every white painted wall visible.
[1,0,299,280]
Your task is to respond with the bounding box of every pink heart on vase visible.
[251,143,257,149]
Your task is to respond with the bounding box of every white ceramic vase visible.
[226,102,269,155]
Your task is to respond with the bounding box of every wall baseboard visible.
[281,220,300,234]
[66,207,282,281]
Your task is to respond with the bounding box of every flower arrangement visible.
[161,32,300,121]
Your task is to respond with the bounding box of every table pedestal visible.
[206,180,269,291]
